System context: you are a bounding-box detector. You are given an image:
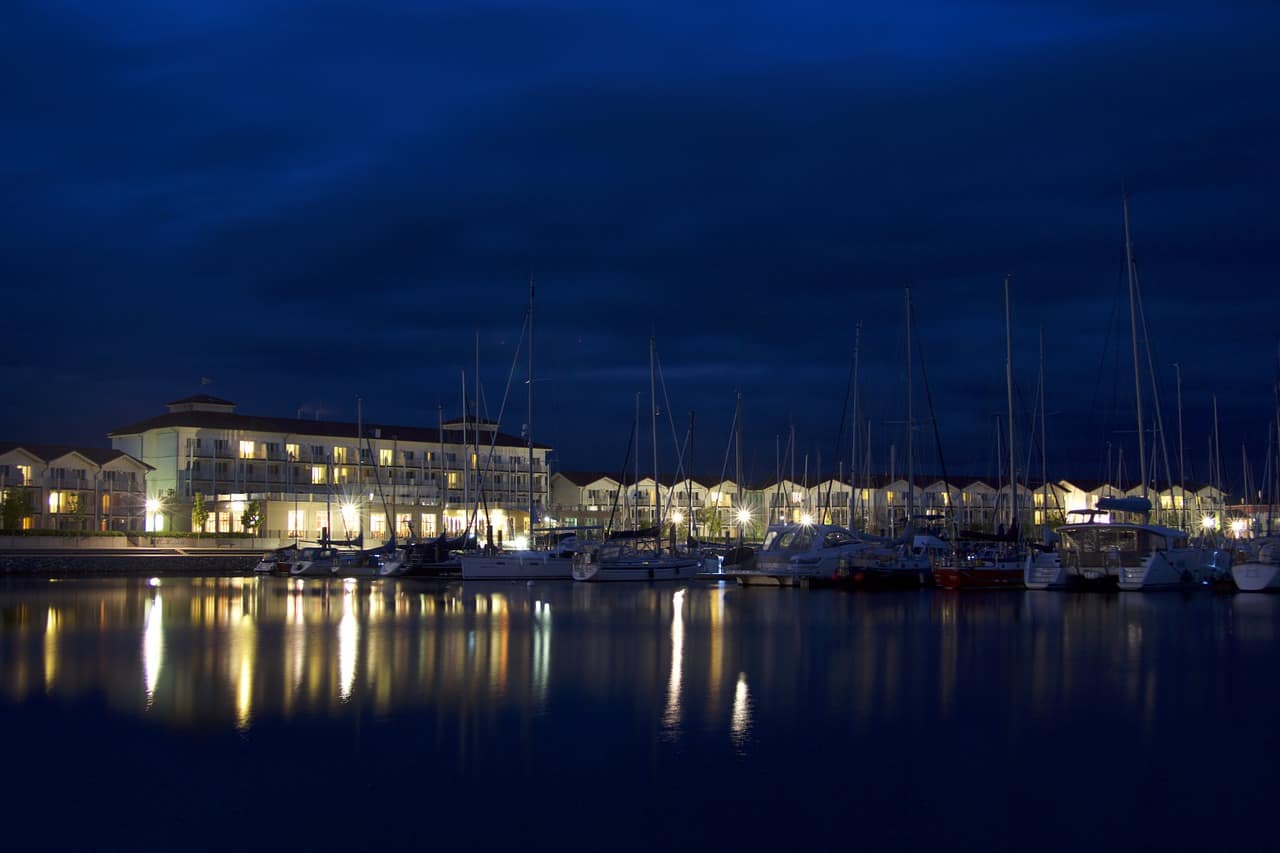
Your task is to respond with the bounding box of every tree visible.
[191,494,209,539]
[241,500,264,535]
[699,504,723,539]
[2,489,33,531]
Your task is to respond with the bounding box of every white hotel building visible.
[107,395,550,543]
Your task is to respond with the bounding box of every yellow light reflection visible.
[338,584,358,702]
[44,607,59,693]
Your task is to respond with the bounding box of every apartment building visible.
[0,442,151,531]
[108,395,550,543]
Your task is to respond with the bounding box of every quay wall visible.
[0,549,261,577]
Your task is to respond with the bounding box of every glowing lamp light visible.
[671,511,684,524]
[736,509,752,526]
[800,513,814,526]
[1230,519,1246,538]
[1201,514,1217,531]
[145,498,160,513]
[340,502,359,527]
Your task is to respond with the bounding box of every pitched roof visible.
[108,410,551,451]
[0,442,151,469]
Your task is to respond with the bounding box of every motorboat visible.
[1232,537,1280,592]
[1026,498,1226,590]
[729,524,879,588]
[460,531,590,581]
[290,546,343,576]
[253,545,297,574]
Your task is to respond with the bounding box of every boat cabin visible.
[1057,523,1187,570]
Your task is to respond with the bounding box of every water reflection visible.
[661,588,685,740]
[1,577,1277,755]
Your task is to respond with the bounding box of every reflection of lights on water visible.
[662,588,685,737]
[143,593,163,706]
[532,598,551,702]
[338,585,358,702]
[148,577,160,588]
[731,672,751,746]
[44,607,59,693]
[230,611,256,731]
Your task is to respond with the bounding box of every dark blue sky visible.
[4,1,1278,491]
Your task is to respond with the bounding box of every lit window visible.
[333,447,348,464]
[311,466,326,484]
[448,472,460,487]
[380,449,393,467]
[334,466,350,483]
[17,465,32,486]
[370,513,387,535]
[286,443,299,461]
[239,440,255,459]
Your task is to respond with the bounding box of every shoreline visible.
[1,551,261,577]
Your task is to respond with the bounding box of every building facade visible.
[108,395,551,544]
[0,443,151,531]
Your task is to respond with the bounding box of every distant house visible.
[0,442,151,531]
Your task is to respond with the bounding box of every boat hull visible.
[572,557,700,582]
[934,564,1024,590]
[461,553,574,581]
[1232,561,1280,592]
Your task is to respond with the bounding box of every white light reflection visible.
[661,588,685,739]
[731,672,752,750]
[337,581,359,702]
[142,592,164,707]
[532,599,551,705]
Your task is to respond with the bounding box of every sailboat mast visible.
[527,278,535,540]
[461,370,469,523]
[905,287,915,530]
[1040,325,1049,539]
[1175,362,1186,531]
[1123,192,1148,501]
[851,320,861,528]
[650,335,660,549]
[735,391,744,544]
[1005,275,1017,536]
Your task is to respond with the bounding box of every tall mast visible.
[650,335,660,549]
[735,391,744,544]
[687,410,695,541]
[851,320,861,528]
[905,287,915,531]
[1005,275,1017,537]
[527,277,535,539]
[633,392,640,532]
[438,403,446,533]
[1175,362,1186,531]
[1123,192,1148,501]
[1039,325,1049,539]
[461,369,468,522]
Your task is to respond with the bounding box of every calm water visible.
[1,576,1275,851]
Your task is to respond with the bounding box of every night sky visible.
[5,1,1278,492]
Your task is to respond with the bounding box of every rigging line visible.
[464,312,529,537]
[1133,262,1176,494]
[910,293,956,538]
[823,342,857,524]
[654,350,690,497]
[1090,250,1128,482]
[707,402,739,524]
[604,415,637,535]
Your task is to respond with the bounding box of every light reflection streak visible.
[661,588,685,739]
[44,607,58,693]
[338,582,358,702]
[731,672,751,750]
[532,600,551,704]
[142,592,163,706]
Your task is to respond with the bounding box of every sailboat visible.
[461,281,590,581]
[936,276,1027,589]
[572,336,701,582]
[1026,194,1222,590]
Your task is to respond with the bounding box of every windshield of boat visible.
[823,530,854,548]
[762,528,814,552]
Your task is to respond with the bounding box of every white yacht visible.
[570,542,701,582]
[1232,538,1280,592]
[1026,497,1225,590]
[460,533,585,581]
[731,524,878,587]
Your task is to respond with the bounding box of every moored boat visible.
[1232,538,1280,591]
